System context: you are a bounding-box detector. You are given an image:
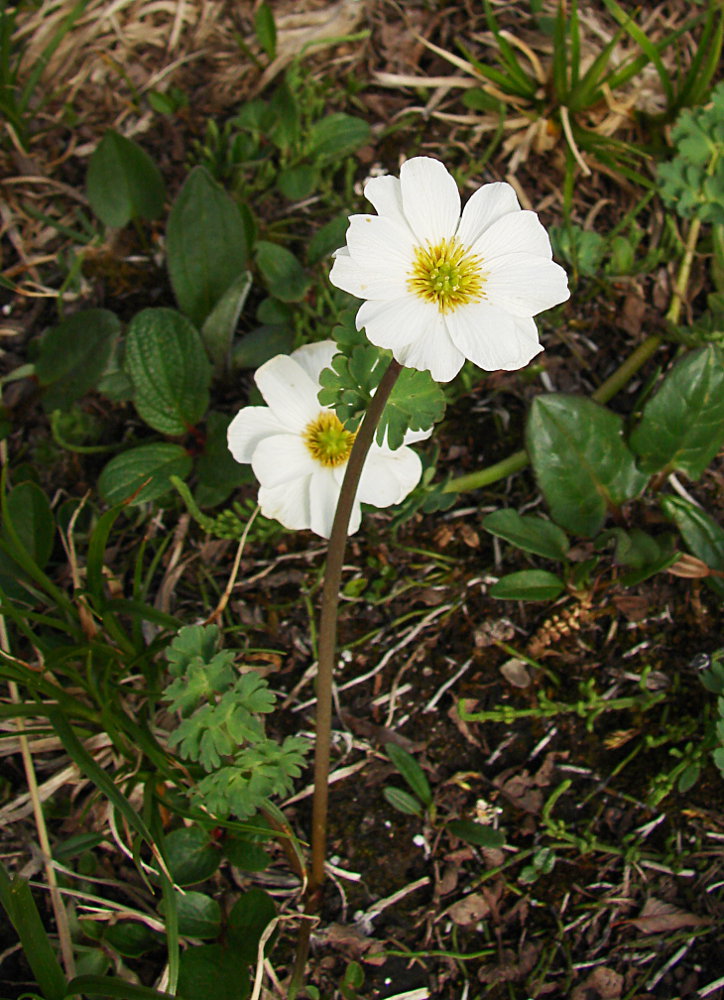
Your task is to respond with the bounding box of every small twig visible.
[205,504,260,625]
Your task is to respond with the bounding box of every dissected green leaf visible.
[483,510,569,561]
[489,569,565,601]
[629,345,724,478]
[86,129,165,228]
[36,309,121,411]
[167,166,249,327]
[526,394,647,536]
[125,308,211,435]
[318,323,445,449]
[98,443,192,506]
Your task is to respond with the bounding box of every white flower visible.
[329,156,570,382]
[227,341,426,538]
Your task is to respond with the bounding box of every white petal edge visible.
[309,467,344,538]
[448,301,542,371]
[227,407,289,464]
[457,182,521,246]
[483,255,570,317]
[330,251,409,301]
[399,157,461,245]
[291,340,338,384]
[258,478,312,532]
[363,174,412,235]
[473,210,554,261]
[251,433,317,489]
[255,354,322,428]
[343,213,415,274]
[357,294,466,382]
[358,445,422,507]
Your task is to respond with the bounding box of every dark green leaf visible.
[382,786,423,817]
[306,113,371,160]
[526,394,647,536]
[232,325,294,371]
[660,494,724,596]
[125,308,211,435]
[0,862,66,1000]
[483,510,569,561]
[167,167,249,327]
[178,945,249,1000]
[253,3,276,59]
[227,889,276,963]
[629,345,724,478]
[36,309,120,411]
[160,891,221,939]
[86,130,165,228]
[98,443,192,506]
[164,827,220,887]
[103,922,160,958]
[223,835,270,873]
[385,743,432,805]
[201,271,251,373]
[307,214,349,265]
[277,165,317,201]
[254,242,311,302]
[194,411,246,508]
[489,569,565,601]
[447,820,505,848]
[66,975,176,1000]
[4,481,54,569]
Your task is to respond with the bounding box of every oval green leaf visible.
[307,113,371,160]
[629,345,724,479]
[201,271,251,373]
[178,944,250,1000]
[164,827,220,887]
[447,819,505,849]
[36,309,121,412]
[226,889,276,964]
[483,509,569,561]
[660,494,724,596]
[125,308,211,435]
[254,241,311,302]
[383,786,423,817]
[385,743,432,806]
[526,394,647,536]
[167,166,249,328]
[4,481,55,569]
[489,569,565,602]
[86,129,165,228]
[98,443,192,506]
[160,891,221,939]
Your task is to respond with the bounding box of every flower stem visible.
[290,358,402,995]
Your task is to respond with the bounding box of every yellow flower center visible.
[303,411,356,467]
[407,237,486,313]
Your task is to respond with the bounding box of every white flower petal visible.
[344,214,414,274]
[291,340,338,384]
[309,468,345,538]
[448,302,542,371]
[483,254,570,317]
[255,354,321,427]
[251,433,316,488]
[358,445,422,507]
[357,295,465,382]
[330,251,408,301]
[227,407,288,464]
[364,174,411,233]
[474,210,554,260]
[457,182,521,246]
[399,157,461,244]
[258,479,311,532]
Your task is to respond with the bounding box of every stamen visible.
[304,412,356,468]
[408,237,486,313]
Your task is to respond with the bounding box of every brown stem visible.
[289,359,402,996]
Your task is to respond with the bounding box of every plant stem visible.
[289,359,402,996]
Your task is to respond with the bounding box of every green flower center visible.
[407,237,486,313]
[304,411,356,467]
